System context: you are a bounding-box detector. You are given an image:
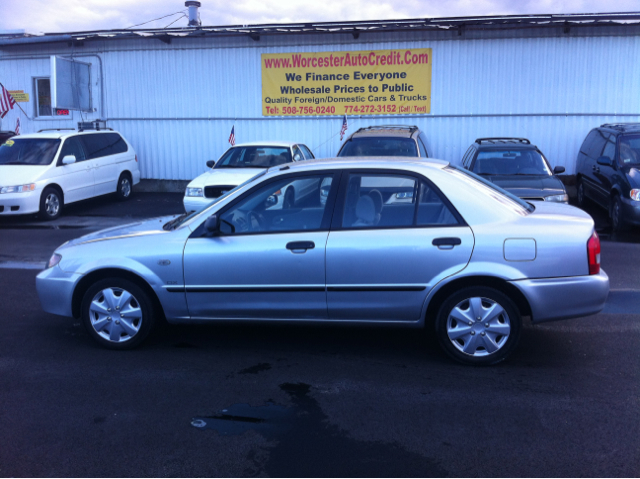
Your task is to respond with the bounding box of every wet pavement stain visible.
[238,363,272,375]
[192,382,448,477]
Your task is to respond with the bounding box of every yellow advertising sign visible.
[262,48,431,116]
[8,90,29,102]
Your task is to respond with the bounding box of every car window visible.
[580,130,607,160]
[338,137,418,157]
[58,137,87,163]
[619,135,640,166]
[602,134,616,161]
[417,138,428,158]
[215,146,292,169]
[0,138,61,166]
[472,149,552,176]
[462,146,475,168]
[300,144,315,159]
[219,174,334,234]
[417,182,459,226]
[292,146,304,162]
[80,133,128,160]
[419,132,431,157]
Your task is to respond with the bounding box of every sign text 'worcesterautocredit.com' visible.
[261,49,432,116]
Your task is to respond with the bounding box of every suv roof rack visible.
[600,123,640,131]
[355,125,419,134]
[475,137,531,145]
[78,120,113,132]
[37,128,76,133]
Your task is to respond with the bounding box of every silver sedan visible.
[36,158,609,365]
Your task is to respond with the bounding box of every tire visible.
[283,187,295,209]
[39,186,63,221]
[576,179,587,208]
[434,286,522,366]
[611,194,628,232]
[81,278,155,349]
[116,173,133,201]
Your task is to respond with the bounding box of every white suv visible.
[0,128,140,220]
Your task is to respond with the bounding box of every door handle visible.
[592,165,600,173]
[286,241,315,253]
[432,237,461,250]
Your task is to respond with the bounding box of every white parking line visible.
[0,261,46,270]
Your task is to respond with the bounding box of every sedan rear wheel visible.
[81,278,155,349]
[435,286,521,365]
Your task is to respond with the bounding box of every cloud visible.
[0,0,637,34]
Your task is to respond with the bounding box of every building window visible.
[35,78,52,117]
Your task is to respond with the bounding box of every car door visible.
[81,133,123,196]
[579,129,607,205]
[326,170,474,321]
[55,136,94,203]
[183,171,339,320]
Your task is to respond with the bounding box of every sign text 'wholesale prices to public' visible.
[262,49,432,116]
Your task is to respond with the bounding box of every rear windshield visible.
[338,137,418,157]
[472,149,551,176]
[215,146,292,168]
[619,135,640,166]
[0,138,61,166]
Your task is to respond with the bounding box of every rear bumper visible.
[509,270,609,323]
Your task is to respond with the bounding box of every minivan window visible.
[338,137,418,157]
[58,137,87,163]
[0,138,61,165]
[580,130,607,160]
[619,135,640,166]
[80,133,128,159]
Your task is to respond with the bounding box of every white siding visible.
[1,31,639,179]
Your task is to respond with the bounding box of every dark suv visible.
[461,138,568,203]
[337,125,431,158]
[576,123,640,231]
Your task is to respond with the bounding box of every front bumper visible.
[36,265,82,318]
[509,269,609,323]
[183,195,215,213]
[621,197,640,226]
[0,190,40,215]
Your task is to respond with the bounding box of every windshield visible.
[0,138,61,166]
[338,137,418,157]
[619,135,640,166]
[215,146,292,169]
[472,149,552,176]
[165,171,268,230]
[446,165,535,214]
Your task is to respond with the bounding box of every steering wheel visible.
[248,211,266,231]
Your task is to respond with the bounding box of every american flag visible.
[15,117,20,135]
[0,85,16,119]
[340,115,348,141]
[228,125,236,146]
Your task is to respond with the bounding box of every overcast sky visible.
[1,0,638,34]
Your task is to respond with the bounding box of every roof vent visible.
[185,1,202,27]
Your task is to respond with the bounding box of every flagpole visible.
[0,80,32,120]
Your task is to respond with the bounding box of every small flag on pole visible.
[228,125,236,146]
[340,115,348,141]
[0,85,16,119]
[15,117,20,135]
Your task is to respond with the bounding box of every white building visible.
[1,11,639,187]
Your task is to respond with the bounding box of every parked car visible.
[576,123,640,231]
[0,130,16,144]
[337,125,431,158]
[460,138,568,203]
[37,158,608,365]
[183,142,315,213]
[0,126,140,220]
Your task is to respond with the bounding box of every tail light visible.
[135,154,138,162]
[587,231,600,275]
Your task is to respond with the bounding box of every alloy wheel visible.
[45,193,60,217]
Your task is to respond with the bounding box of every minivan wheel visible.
[434,286,522,366]
[81,278,155,349]
[116,173,132,201]
[39,186,62,221]
[611,195,628,232]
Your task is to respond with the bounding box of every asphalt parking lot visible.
[1,191,640,477]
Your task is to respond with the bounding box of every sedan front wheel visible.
[81,278,155,349]
[435,286,522,365]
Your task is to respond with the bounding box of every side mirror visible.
[265,195,278,207]
[62,155,76,165]
[206,160,215,168]
[204,214,219,234]
[597,156,613,167]
[553,166,565,174]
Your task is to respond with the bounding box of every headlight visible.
[0,183,35,194]
[47,253,62,269]
[630,189,640,201]
[186,187,203,197]
[544,194,569,203]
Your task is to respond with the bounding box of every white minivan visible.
[0,128,140,220]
